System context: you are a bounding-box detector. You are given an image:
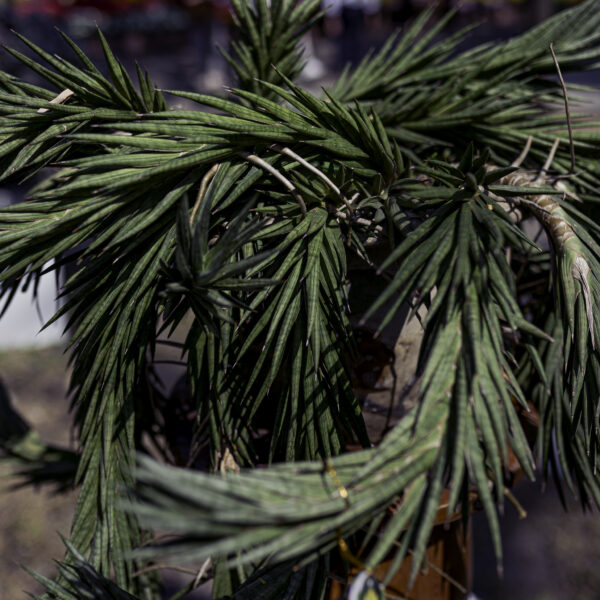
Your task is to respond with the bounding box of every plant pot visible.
[328,490,477,600]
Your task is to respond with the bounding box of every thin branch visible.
[337,534,366,570]
[504,488,527,519]
[335,210,383,235]
[408,549,468,595]
[325,460,351,507]
[37,88,74,114]
[512,135,533,168]
[271,144,354,214]
[549,42,575,173]
[516,277,549,293]
[511,196,554,217]
[190,163,220,224]
[340,191,360,247]
[538,137,561,181]
[240,151,307,215]
[193,558,212,587]
[382,534,468,595]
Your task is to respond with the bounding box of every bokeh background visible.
[0,0,599,598]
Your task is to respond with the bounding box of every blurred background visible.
[0,0,595,107]
[0,0,599,598]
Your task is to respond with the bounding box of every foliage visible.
[2,0,600,597]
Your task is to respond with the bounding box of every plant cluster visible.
[2,0,600,598]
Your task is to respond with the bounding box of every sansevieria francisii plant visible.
[3,1,600,598]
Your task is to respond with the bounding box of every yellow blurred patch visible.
[360,590,382,600]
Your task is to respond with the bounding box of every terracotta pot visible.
[328,490,476,600]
